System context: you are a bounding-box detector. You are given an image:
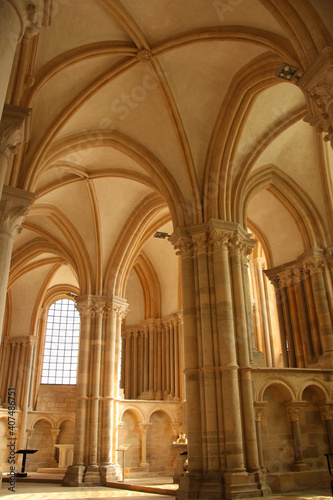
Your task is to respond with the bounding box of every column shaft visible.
[230,241,259,472]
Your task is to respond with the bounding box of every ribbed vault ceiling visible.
[7,0,333,322]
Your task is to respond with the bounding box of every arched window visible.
[41,299,80,384]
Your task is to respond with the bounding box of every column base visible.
[100,464,120,483]
[83,465,102,485]
[139,461,149,467]
[140,391,155,400]
[224,470,271,499]
[317,351,333,369]
[176,471,223,499]
[62,465,85,486]
[293,462,311,472]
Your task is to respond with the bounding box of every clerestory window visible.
[41,299,80,384]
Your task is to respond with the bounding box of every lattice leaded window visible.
[41,299,80,384]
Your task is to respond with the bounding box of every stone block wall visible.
[35,385,76,412]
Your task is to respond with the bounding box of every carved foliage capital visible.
[192,233,208,256]
[173,237,193,258]
[286,406,300,422]
[305,257,325,276]
[320,405,333,421]
[209,228,231,252]
[0,187,35,236]
[0,105,31,157]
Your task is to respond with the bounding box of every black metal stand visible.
[15,449,38,477]
[325,453,333,496]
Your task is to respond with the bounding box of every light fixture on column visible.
[154,231,170,239]
[275,63,300,81]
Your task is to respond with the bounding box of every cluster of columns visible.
[63,295,128,486]
[121,314,183,401]
[0,335,37,449]
[254,401,333,471]
[266,250,333,368]
[250,257,276,366]
[169,220,270,499]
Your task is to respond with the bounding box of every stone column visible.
[297,47,333,149]
[100,298,127,483]
[170,221,269,500]
[254,402,267,471]
[63,296,93,486]
[139,423,151,467]
[302,266,322,359]
[19,336,37,450]
[124,331,131,399]
[174,317,180,400]
[242,254,256,363]
[165,323,170,398]
[286,405,308,471]
[112,302,127,464]
[268,276,289,366]
[0,337,10,404]
[293,268,315,363]
[9,339,21,389]
[0,105,30,196]
[209,227,245,474]
[306,256,333,367]
[84,298,105,485]
[133,331,138,399]
[230,234,260,473]
[148,323,155,398]
[50,429,61,464]
[254,258,273,366]
[170,229,203,479]
[139,330,144,396]
[143,327,149,395]
[169,319,175,397]
[0,1,50,118]
[319,405,333,453]
[155,324,163,400]
[15,338,27,409]
[4,339,14,404]
[0,187,35,342]
[284,271,305,368]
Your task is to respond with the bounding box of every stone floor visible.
[0,475,332,500]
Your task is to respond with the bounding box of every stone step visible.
[37,468,66,474]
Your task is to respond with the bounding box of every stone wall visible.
[35,385,76,412]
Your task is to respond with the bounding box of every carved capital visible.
[286,405,301,422]
[50,429,61,441]
[0,187,35,236]
[26,429,34,440]
[209,228,231,252]
[305,257,325,276]
[192,233,208,256]
[0,105,31,158]
[319,405,333,421]
[76,298,95,318]
[278,270,293,288]
[140,423,152,433]
[292,268,303,284]
[297,47,333,148]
